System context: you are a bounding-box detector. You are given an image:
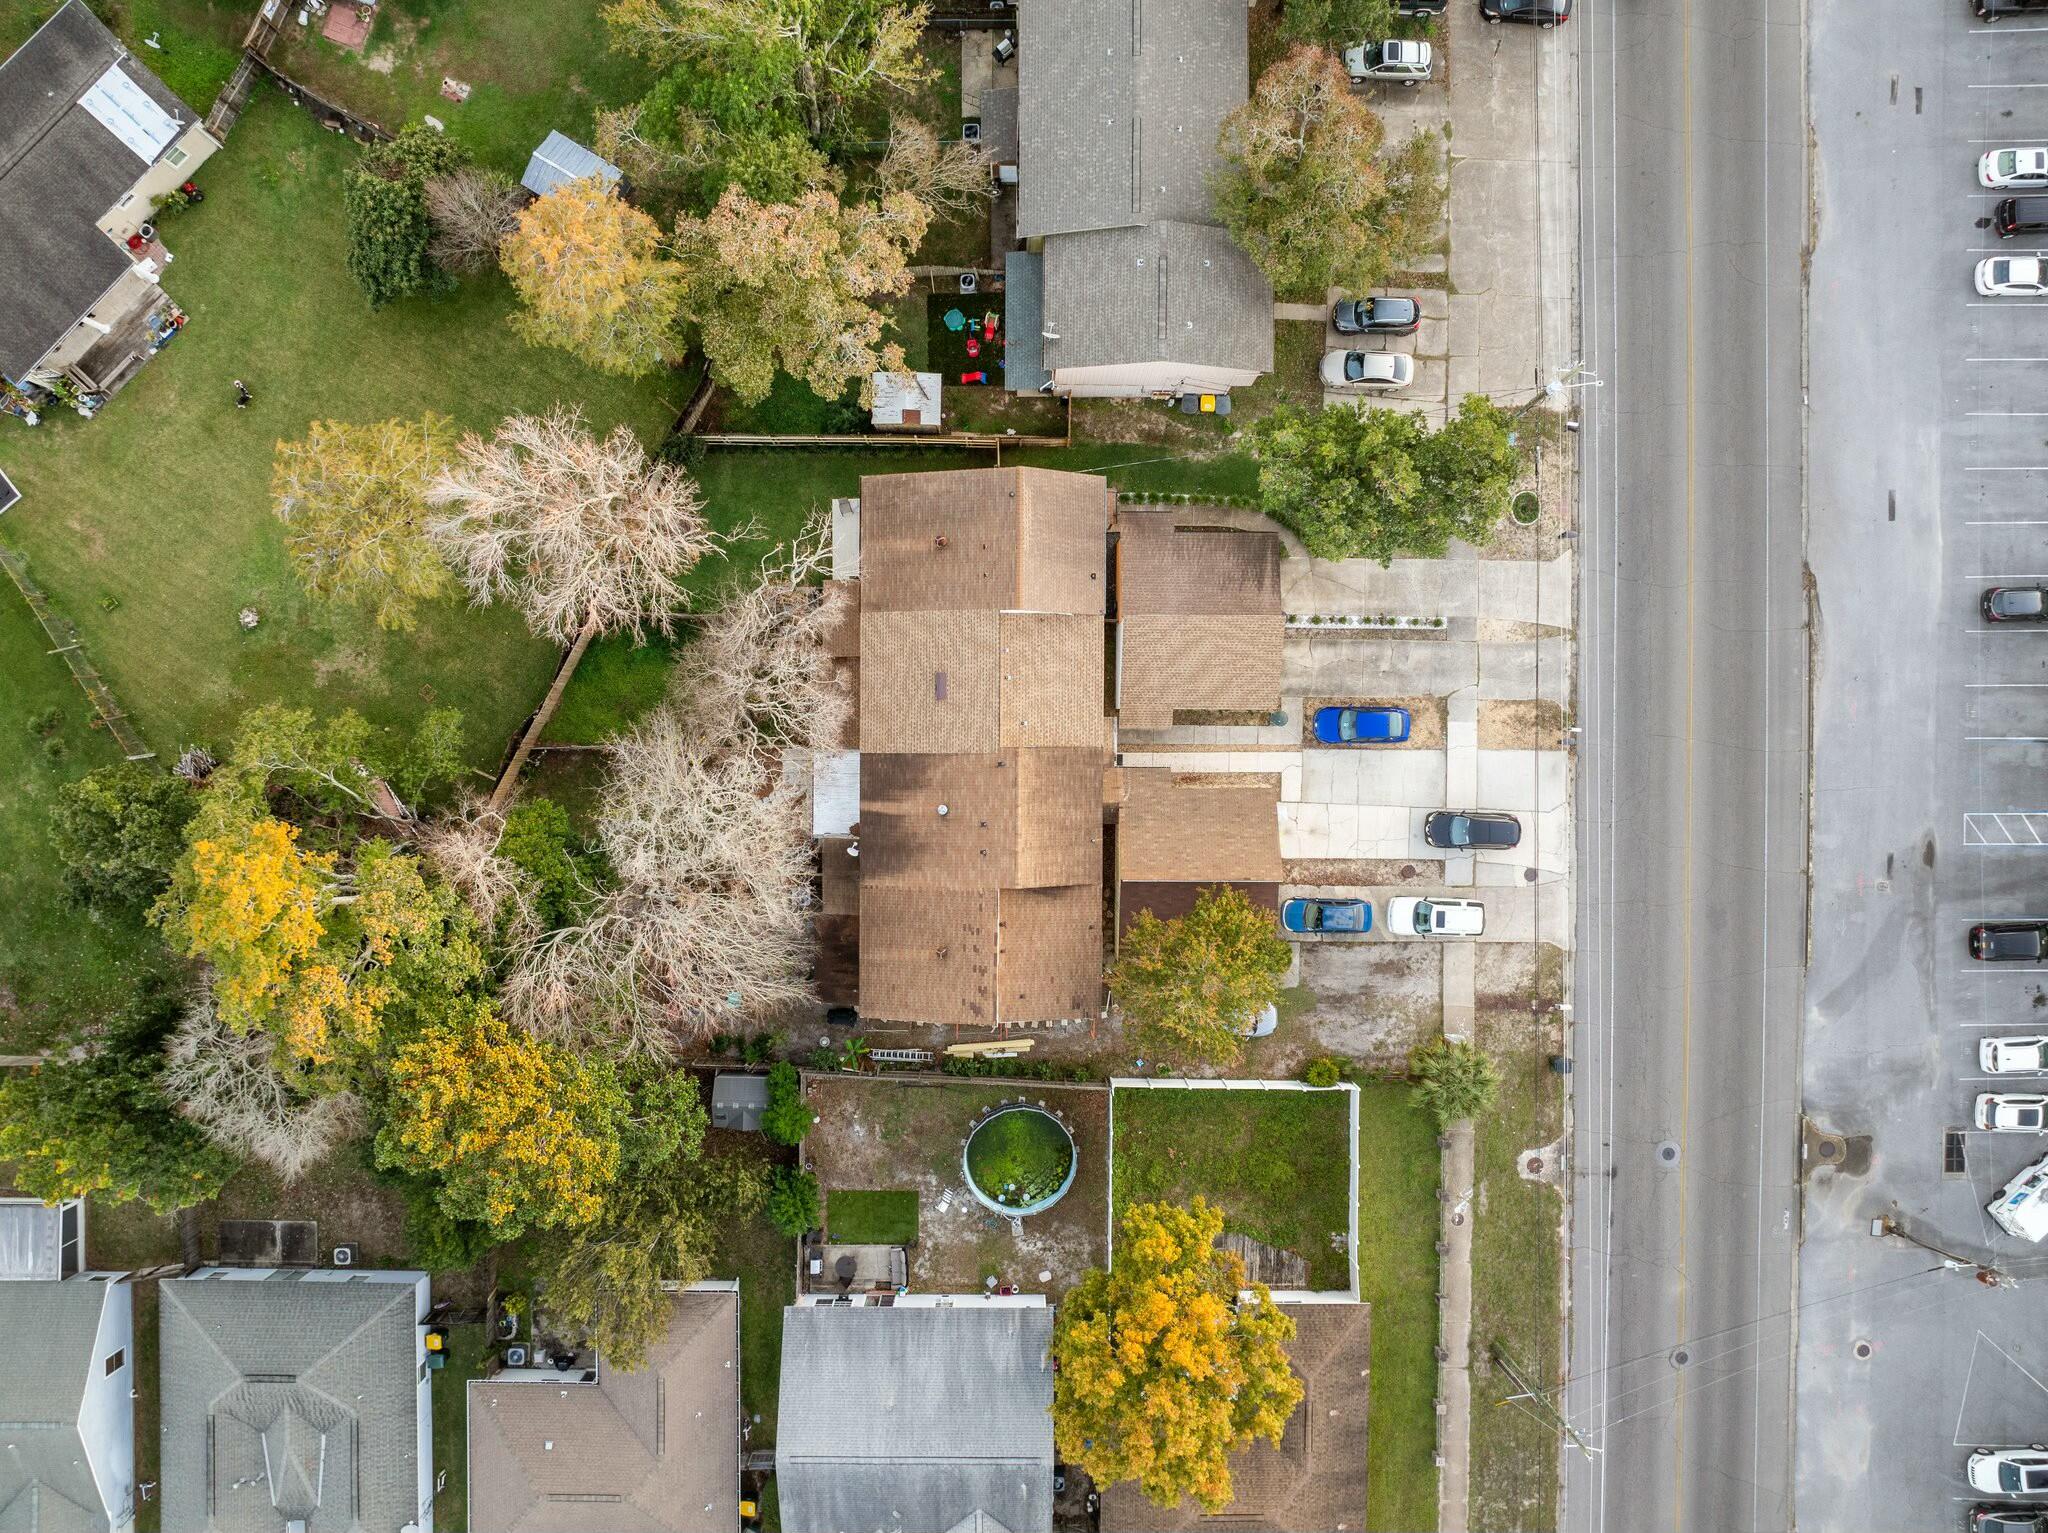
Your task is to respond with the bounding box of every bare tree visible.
[164,989,361,1182]
[425,167,528,276]
[501,710,814,1054]
[416,794,541,945]
[426,408,732,809]
[876,115,996,215]
[667,513,850,758]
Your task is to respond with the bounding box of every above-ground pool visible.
[963,1105,1078,1215]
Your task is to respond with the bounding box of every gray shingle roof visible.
[1040,221,1273,376]
[0,1284,118,1533]
[160,1271,427,1533]
[1003,252,1051,392]
[521,130,622,198]
[711,1073,768,1132]
[1015,0,1249,239]
[775,1306,1055,1533]
[0,0,196,383]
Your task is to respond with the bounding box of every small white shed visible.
[870,371,943,432]
[521,130,623,199]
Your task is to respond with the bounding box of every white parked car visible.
[1386,896,1485,938]
[1343,38,1434,84]
[1982,1036,2048,1074]
[1970,1446,2048,1496]
[1990,1154,2048,1240]
[1982,147,2048,189]
[1978,256,2048,296]
[1322,350,1415,391]
[1977,1094,2048,1132]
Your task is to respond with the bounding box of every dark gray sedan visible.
[1424,810,1523,850]
[1333,296,1422,335]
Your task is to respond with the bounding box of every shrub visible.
[497,797,599,930]
[1409,1037,1500,1126]
[1302,1057,1344,1088]
[343,125,470,308]
[26,705,62,737]
[739,1030,783,1066]
[766,1166,821,1237]
[760,1061,812,1145]
[50,763,196,907]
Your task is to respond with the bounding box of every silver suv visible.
[1344,39,1434,85]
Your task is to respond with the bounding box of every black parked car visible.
[1997,196,2048,239]
[1980,0,2048,19]
[1972,923,2048,961]
[1985,585,2048,623]
[1972,1508,2048,1533]
[1333,296,1422,336]
[1397,0,1448,12]
[1423,811,1523,850]
[1481,0,1572,22]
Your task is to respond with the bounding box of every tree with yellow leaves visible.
[1108,885,1292,1068]
[671,185,928,405]
[158,815,335,1028]
[501,176,686,377]
[1050,1199,1303,1513]
[373,1001,627,1241]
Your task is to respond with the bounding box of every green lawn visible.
[1110,1086,1352,1290]
[1355,1083,1444,1533]
[1,0,245,103]
[540,632,681,745]
[430,1324,491,1533]
[823,1188,918,1246]
[0,583,171,1048]
[0,89,680,773]
[257,0,657,172]
[712,1205,795,1447]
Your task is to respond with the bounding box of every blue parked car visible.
[1314,706,1411,744]
[1281,898,1372,936]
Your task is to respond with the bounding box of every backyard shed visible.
[870,371,943,431]
[0,1194,83,1280]
[711,1073,769,1133]
[521,130,622,198]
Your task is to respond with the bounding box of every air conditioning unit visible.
[960,272,979,295]
[506,1345,530,1367]
[330,1243,357,1267]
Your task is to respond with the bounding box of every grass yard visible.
[712,1204,796,1447]
[1469,946,1567,1533]
[1355,1082,1444,1533]
[0,90,681,774]
[823,1188,919,1246]
[258,0,657,171]
[1109,1086,1353,1291]
[430,1323,490,1533]
[1,0,245,104]
[0,584,170,1048]
[540,632,680,745]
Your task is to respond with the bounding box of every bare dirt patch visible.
[1477,697,1567,751]
[1295,942,1442,1065]
[803,1076,1109,1297]
[1285,857,1444,887]
[1477,618,1565,644]
[1483,461,1575,561]
[1302,694,1446,750]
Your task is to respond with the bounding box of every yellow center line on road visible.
[1673,0,1698,1527]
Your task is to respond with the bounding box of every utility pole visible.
[1875,1213,2016,1288]
[1491,1342,1601,1461]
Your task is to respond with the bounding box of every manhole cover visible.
[1670,1348,1690,1369]
[1526,1156,1545,1175]
[1524,866,1539,883]
[1853,1340,1872,1360]
[1401,864,1417,878]
[1817,1139,1842,1162]
[1656,1140,1681,1167]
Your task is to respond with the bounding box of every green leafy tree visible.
[0,986,239,1211]
[500,176,687,377]
[497,797,604,929]
[1277,0,1394,45]
[534,1147,768,1367]
[343,124,471,307]
[1409,1036,1500,1126]
[601,64,835,214]
[390,1172,501,1273]
[1214,46,1444,296]
[1247,396,1525,563]
[760,1061,812,1145]
[1108,886,1291,1066]
[50,763,195,906]
[224,701,467,820]
[1052,1200,1303,1511]
[766,1165,821,1236]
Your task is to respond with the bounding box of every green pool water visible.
[963,1106,1077,1214]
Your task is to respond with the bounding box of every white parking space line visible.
[1966,409,2048,414]
[1966,735,2048,741]
[1967,304,2048,309]
[1965,356,2048,362]
[1961,627,2048,634]
[1970,82,2048,90]
[1965,682,2048,687]
[1966,464,2048,469]
[1964,573,2048,578]
[1966,812,2048,845]
[1957,969,2048,975]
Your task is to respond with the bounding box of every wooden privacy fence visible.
[698,430,1069,451]
[0,545,155,761]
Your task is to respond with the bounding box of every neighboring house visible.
[160,1267,434,1533]
[0,1193,85,1280]
[1113,510,1283,730]
[776,1303,1056,1533]
[520,130,621,199]
[0,1280,136,1530]
[847,467,1112,1029]
[0,0,218,402]
[1007,0,1273,398]
[1100,1302,1371,1532]
[1113,767,1282,940]
[468,1286,741,1533]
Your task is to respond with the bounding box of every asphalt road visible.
[1567,1,1809,1529]
[1797,1,2048,1526]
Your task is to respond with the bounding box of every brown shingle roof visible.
[858,468,1109,615]
[1100,1303,1370,1533]
[1117,880,1278,938]
[468,1289,740,1533]
[1116,513,1282,616]
[1117,769,1281,884]
[1119,613,1283,729]
[858,886,998,1026]
[996,883,1104,1021]
[860,611,1104,754]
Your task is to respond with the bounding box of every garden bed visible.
[804,1077,1108,1296]
[1109,1085,1354,1291]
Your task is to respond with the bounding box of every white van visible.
[1989,1153,2048,1241]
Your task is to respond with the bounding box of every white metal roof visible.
[79,61,179,162]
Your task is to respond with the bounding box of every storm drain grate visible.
[1945,1129,1968,1178]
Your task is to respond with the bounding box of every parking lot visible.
[1800,1,2048,1525]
